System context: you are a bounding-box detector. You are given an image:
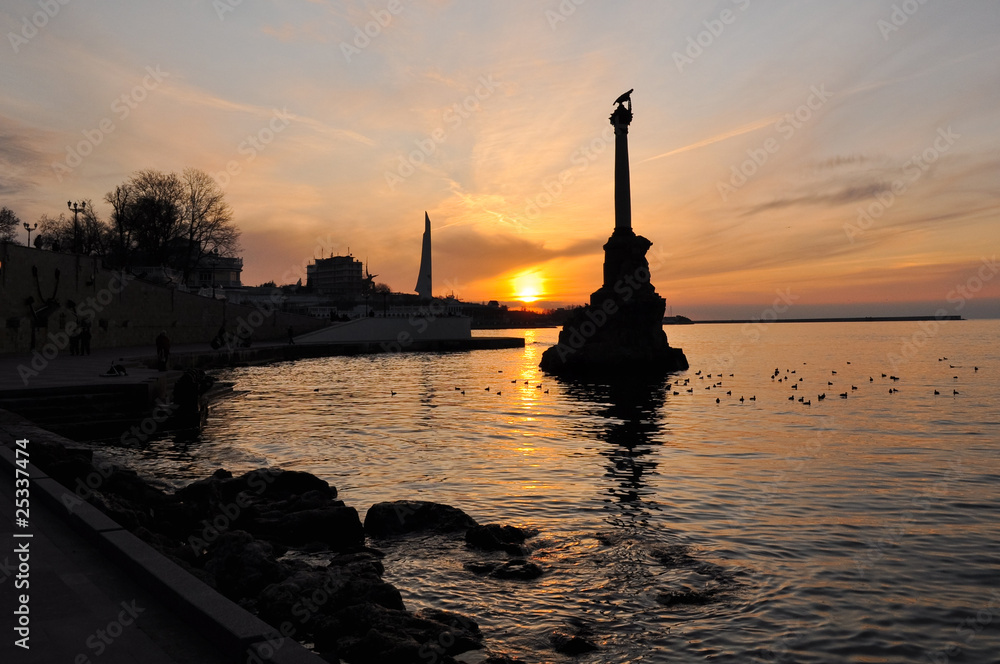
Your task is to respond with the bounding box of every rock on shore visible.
[364,500,479,537]
[25,435,488,663]
[16,428,559,662]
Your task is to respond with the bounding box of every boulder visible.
[83,491,149,531]
[328,549,386,576]
[463,555,549,580]
[266,469,338,500]
[202,530,282,599]
[257,565,404,632]
[251,505,364,549]
[488,559,544,581]
[464,524,535,555]
[175,467,337,511]
[550,629,599,655]
[334,602,483,664]
[172,468,232,505]
[479,656,527,664]
[364,501,478,538]
[463,562,499,576]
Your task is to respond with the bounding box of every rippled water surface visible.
[101,321,1000,662]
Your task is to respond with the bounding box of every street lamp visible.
[67,200,86,254]
[23,222,38,247]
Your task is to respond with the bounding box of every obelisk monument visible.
[539,90,688,378]
[415,212,432,299]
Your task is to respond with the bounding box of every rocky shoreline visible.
[25,433,564,663]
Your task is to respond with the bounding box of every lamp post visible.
[67,200,86,254]
[23,222,38,247]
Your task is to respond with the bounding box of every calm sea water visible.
[99,321,1000,663]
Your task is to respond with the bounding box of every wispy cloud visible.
[640,115,781,163]
[0,115,55,195]
[742,181,894,216]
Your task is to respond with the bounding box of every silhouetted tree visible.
[103,168,240,275]
[126,169,185,266]
[177,168,239,280]
[105,183,136,266]
[373,282,392,294]
[0,206,20,242]
[36,200,110,254]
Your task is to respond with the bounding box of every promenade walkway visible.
[0,340,292,393]
[0,411,322,663]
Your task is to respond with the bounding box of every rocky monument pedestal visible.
[540,90,688,379]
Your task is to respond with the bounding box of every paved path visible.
[0,341,292,394]
[0,442,233,662]
[0,413,322,663]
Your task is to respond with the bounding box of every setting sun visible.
[511,271,546,304]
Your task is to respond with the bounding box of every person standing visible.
[80,320,92,355]
[155,331,171,371]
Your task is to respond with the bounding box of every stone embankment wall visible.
[0,242,326,355]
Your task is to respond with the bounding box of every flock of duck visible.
[386,360,979,404]
[671,358,979,406]
[390,369,548,397]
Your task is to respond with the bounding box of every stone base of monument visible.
[540,230,688,380]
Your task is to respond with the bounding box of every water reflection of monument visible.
[540,90,688,379]
[563,380,668,505]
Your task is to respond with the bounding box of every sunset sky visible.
[2,1,998,318]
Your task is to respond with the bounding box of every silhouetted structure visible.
[307,254,365,298]
[415,212,432,299]
[540,90,688,379]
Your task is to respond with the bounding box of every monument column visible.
[611,91,633,236]
[539,88,688,379]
